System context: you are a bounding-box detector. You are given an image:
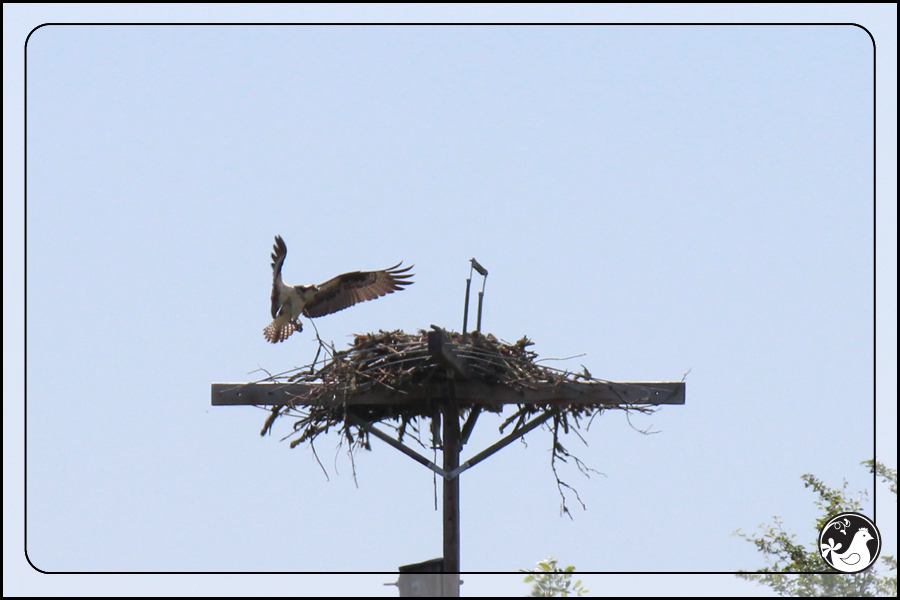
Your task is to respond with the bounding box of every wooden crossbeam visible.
[211,380,685,407]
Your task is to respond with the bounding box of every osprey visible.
[264,235,414,343]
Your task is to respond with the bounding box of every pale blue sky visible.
[5,4,896,597]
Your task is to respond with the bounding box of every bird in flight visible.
[264,235,414,343]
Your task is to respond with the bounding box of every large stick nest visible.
[256,328,658,516]
[260,328,637,438]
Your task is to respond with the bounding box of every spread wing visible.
[270,235,288,318]
[303,262,414,318]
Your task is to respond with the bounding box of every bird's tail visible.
[263,314,298,343]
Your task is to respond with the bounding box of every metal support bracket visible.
[345,408,554,481]
[346,412,451,479]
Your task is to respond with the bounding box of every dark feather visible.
[271,235,287,276]
[270,235,288,318]
[303,262,414,318]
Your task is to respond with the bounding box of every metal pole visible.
[442,381,461,595]
[462,278,472,342]
[476,291,484,333]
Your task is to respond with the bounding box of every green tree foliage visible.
[521,557,588,597]
[733,460,896,597]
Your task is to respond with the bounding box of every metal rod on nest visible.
[461,258,488,342]
[476,291,484,333]
[472,259,488,334]
[462,278,472,343]
[471,258,488,334]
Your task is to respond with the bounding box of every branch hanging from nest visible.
[549,409,603,520]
